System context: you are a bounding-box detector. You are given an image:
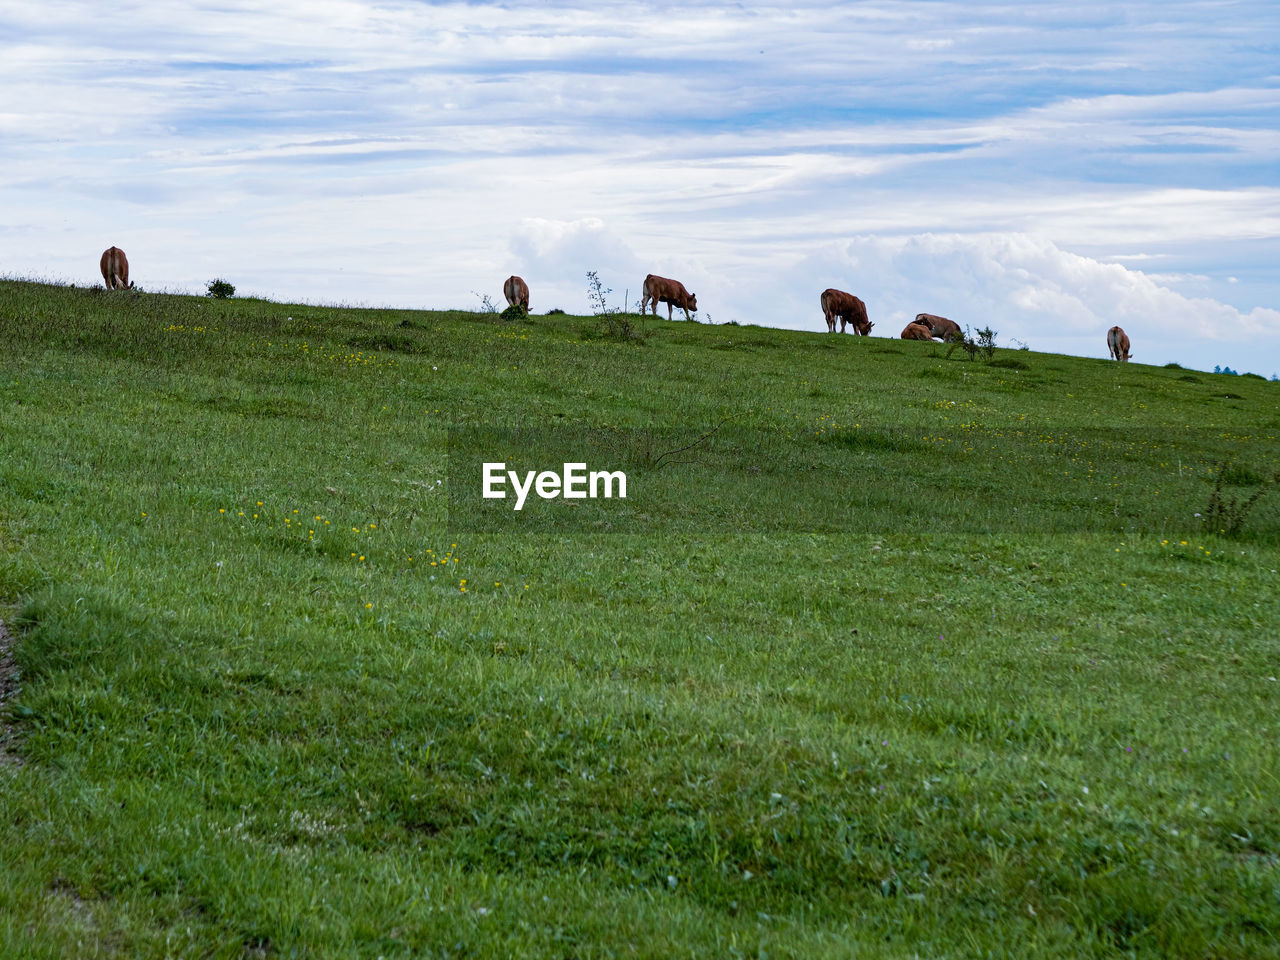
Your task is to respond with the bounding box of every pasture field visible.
[1,278,1279,958]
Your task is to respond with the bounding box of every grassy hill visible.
[1,278,1278,958]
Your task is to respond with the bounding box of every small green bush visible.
[206,279,235,299]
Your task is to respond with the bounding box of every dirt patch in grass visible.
[0,617,23,767]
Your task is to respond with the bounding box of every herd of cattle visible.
[94,247,1134,362]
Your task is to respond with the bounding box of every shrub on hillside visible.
[206,279,235,299]
[587,270,643,341]
[947,326,998,362]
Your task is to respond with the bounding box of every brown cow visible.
[1107,325,1131,362]
[99,246,133,290]
[641,273,697,321]
[916,313,961,342]
[820,288,873,335]
[503,275,529,310]
[901,321,933,340]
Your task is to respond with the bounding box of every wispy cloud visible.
[2,0,1279,373]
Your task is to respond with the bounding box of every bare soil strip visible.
[0,617,23,767]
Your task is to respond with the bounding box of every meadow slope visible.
[1,279,1278,958]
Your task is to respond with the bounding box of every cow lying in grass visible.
[915,313,961,342]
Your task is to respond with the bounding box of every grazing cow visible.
[641,273,697,321]
[1107,325,1131,362]
[99,246,132,290]
[901,321,934,340]
[820,288,873,335]
[916,313,961,342]
[503,275,529,311]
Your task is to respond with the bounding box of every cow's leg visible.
[667,302,673,322]
[682,306,691,322]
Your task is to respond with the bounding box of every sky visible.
[2,0,1279,375]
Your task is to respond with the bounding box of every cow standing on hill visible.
[503,275,529,310]
[1107,326,1131,362]
[99,247,133,290]
[916,313,961,342]
[820,288,873,335]
[641,274,697,321]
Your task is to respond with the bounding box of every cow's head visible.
[857,318,874,335]
[687,293,697,312]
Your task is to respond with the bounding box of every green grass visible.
[1,278,1279,957]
